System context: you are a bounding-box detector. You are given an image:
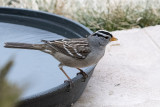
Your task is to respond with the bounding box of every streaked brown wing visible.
[45,38,91,59]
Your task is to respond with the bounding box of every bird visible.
[4,30,117,87]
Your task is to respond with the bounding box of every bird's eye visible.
[105,37,109,39]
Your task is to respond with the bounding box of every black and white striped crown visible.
[93,30,113,39]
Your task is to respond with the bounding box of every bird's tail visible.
[4,42,46,50]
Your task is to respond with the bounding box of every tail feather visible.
[4,42,45,50]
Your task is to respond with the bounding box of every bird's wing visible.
[42,38,91,59]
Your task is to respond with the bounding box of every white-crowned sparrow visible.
[4,30,117,85]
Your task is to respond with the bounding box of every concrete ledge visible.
[74,25,160,107]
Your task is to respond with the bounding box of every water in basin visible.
[0,22,80,99]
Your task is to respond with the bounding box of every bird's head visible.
[88,30,118,47]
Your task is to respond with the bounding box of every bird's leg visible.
[77,68,88,82]
[58,64,73,89]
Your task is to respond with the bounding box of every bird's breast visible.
[52,49,105,68]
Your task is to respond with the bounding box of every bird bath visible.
[0,8,94,107]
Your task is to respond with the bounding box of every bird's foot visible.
[77,71,88,82]
[64,80,73,91]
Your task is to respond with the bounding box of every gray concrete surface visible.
[74,25,160,107]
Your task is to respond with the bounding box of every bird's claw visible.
[64,80,73,91]
[77,71,88,82]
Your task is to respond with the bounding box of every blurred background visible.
[0,0,160,32]
[0,0,160,107]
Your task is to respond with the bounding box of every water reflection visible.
[0,22,79,99]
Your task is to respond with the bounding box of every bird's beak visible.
[110,36,118,41]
